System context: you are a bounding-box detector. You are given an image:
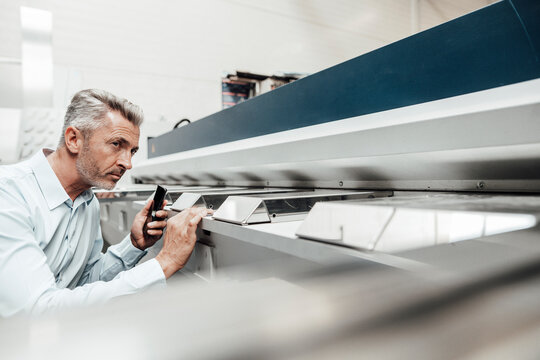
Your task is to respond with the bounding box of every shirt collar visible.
[29,149,94,210]
[78,189,95,206]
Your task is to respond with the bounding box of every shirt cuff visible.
[124,258,166,289]
[110,234,147,267]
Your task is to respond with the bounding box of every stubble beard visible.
[76,143,117,190]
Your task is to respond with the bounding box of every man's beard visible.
[76,143,121,190]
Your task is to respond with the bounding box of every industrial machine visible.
[5,0,538,358]
[98,0,540,284]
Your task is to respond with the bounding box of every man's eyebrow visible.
[110,136,138,151]
[117,137,129,145]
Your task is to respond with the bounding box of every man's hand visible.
[130,199,168,251]
[155,207,212,279]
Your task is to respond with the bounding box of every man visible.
[0,89,210,317]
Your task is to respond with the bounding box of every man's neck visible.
[46,148,90,201]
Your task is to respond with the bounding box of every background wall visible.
[0,0,495,167]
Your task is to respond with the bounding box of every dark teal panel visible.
[148,0,540,159]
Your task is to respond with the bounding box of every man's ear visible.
[64,126,84,154]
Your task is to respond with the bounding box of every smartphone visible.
[151,185,168,221]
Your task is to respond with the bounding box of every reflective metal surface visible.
[171,187,299,211]
[296,201,537,252]
[212,196,270,225]
[213,190,392,225]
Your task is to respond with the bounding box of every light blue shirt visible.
[0,149,165,317]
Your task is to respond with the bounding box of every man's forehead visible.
[105,111,116,122]
[93,111,140,147]
[103,110,140,134]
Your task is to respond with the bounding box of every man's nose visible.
[117,151,132,170]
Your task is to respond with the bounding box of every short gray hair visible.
[58,89,144,147]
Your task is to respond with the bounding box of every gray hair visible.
[58,89,144,147]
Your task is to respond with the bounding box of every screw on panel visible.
[339,181,344,187]
[476,181,486,190]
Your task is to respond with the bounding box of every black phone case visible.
[151,185,167,221]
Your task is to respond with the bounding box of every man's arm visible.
[0,187,165,316]
[76,232,148,285]
[0,185,208,316]
[77,199,168,285]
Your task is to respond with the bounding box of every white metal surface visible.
[213,196,270,225]
[296,202,537,252]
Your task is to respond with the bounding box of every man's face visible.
[76,111,140,190]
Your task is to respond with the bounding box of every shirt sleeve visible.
[0,187,166,317]
[77,231,150,285]
[30,259,166,316]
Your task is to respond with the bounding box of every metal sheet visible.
[171,188,300,211]
[212,190,392,225]
[213,196,270,225]
[296,201,538,253]
[172,192,205,211]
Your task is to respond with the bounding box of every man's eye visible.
[112,142,120,147]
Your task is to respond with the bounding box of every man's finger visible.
[155,210,169,219]
[142,199,154,213]
[199,208,212,217]
[187,207,200,216]
[147,220,167,229]
[189,213,204,226]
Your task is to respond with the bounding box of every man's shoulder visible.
[0,160,35,197]
[0,159,34,180]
